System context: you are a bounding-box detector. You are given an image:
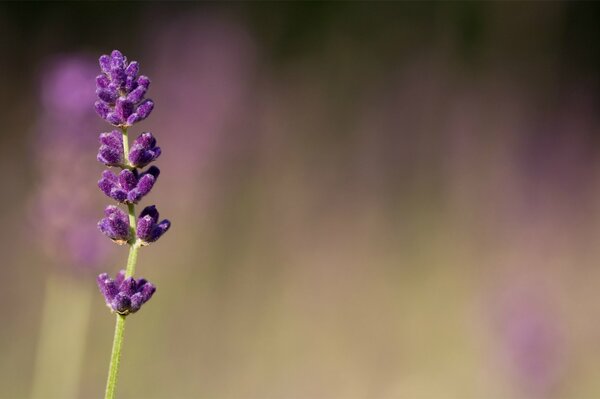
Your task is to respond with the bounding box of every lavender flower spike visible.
[97,205,130,244]
[97,270,156,315]
[98,166,160,204]
[95,50,154,127]
[95,49,170,399]
[136,205,171,245]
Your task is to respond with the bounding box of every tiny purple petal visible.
[126,85,147,103]
[118,169,138,192]
[139,205,159,222]
[98,170,117,197]
[97,273,119,304]
[125,75,137,93]
[94,101,110,119]
[114,270,126,286]
[97,88,117,104]
[135,131,156,147]
[136,216,153,240]
[97,151,122,167]
[121,277,137,297]
[125,61,139,77]
[140,282,156,302]
[137,75,150,89]
[115,98,134,120]
[106,112,122,126]
[136,278,148,288]
[109,187,128,202]
[136,174,155,197]
[129,293,144,313]
[136,99,154,119]
[137,166,160,195]
[99,55,111,74]
[110,50,125,68]
[152,219,171,241]
[126,113,141,126]
[96,74,110,89]
[111,71,126,89]
[126,189,141,204]
[99,130,123,147]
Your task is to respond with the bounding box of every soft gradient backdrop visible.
[1,2,600,398]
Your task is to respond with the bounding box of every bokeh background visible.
[2,2,600,398]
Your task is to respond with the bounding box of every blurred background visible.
[1,2,600,398]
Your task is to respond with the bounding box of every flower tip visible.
[97,273,109,283]
[99,55,111,73]
[160,219,171,231]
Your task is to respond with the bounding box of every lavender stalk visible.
[94,50,170,399]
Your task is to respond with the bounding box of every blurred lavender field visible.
[2,2,600,398]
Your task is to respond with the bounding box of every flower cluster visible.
[97,270,156,315]
[95,50,154,127]
[95,50,170,315]
[97,131,161,168]
[97,204,170,246]
[98,166,160,204]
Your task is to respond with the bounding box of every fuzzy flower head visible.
[129,132,161,168]
[98,205,131,245]
[97,131,161,169]
[97,130,124,166]
[97,270,156,315]
[137,205,171,245]
[95,50,154,127]
[98,166,160,204]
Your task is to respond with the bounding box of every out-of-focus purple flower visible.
[97,270,156,315]
[128,132,161,168]
[98,166,160,204]
[148,15,258,216]
[95,50,154,127]
[97,130,124,166]
[504,302,563,397]
[136,205,171,245]
[98,205,131,245]
[32,55,112,272]
[492,286,566,399]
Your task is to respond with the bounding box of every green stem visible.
[104,126,141,399]
[104,315,126,399]
[125,203,140,278]
[121,127,130,163]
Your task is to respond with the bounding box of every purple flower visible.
[129,132,161,168]
[136,205,171,245]
[97,130,124,166]
[97,205,131,244]
[97,270,156,315]
[98,166,160,204]
[33,55,111,272]
[95,50,154,127]
[94,50,171,320]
